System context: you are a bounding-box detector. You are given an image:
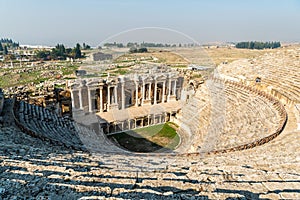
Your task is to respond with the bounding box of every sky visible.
[0,0,299,47]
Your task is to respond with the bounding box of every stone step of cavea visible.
[218,47,300,104]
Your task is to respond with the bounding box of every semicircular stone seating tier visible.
[12,100,126,153]
[218,48,300,105]
[175,77,287,154]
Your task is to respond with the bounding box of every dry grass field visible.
[173,44,300,66]
[111,46,287,68]
[171,46,277,66]
[114,50,189,65]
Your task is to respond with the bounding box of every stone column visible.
[167,79,171,102]
[107,86,110,111]
[88,87,93,112]
[142,82,145,106]
[162,81,166,103]
[121,82,125,110]
[114,85,118,104]
[154,80,157,104]
[135,82,139,107]
[173,80,177,97]
[79,88,83,110]
[148,83,151,100]
[70,90,75,109]
[128,119,131,130]
[99,86,103,112]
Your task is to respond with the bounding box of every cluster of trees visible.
[103,42,124,48]
[103,42,180,48]
[82,43,91,50]
[236,41,281,49]
[129,47,148,53]
[127,42,177,48]
[0,38,19,55]
[0,38,19,48]
[35,43,83,60]
[0,43,8,55]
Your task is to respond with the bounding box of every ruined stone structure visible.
[12,76,287,155]
[67,65,184,133]
[1,47,299,199]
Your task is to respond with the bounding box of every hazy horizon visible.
[1,0,299,47]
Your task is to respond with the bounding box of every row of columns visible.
[104,85,118,112]
[71,79,177,113]
[105,112,174,134]
[70,84,118,113]
[134,79,177,107]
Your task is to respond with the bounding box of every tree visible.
[129,47,137,53]
[85,44,91,49]
[50,44,67,60]
[138,47,148,53]
[3,46,8,55]
[66,48,72,55]
[236,41,281,49]
[82,43,91,50]
[0,42,3,51]
[56,44,66,55]
[127,42,135,48]
[129,47,148,53]
[36,50,50,60]
[73,43,82,59]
